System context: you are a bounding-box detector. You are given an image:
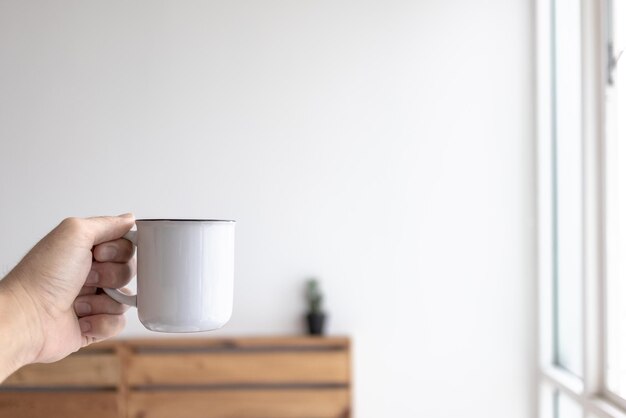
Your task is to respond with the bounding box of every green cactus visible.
[306,279,324,314]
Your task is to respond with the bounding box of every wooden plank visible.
[124,336,350,350]
[115,344,133,418]
[3,354,120,387]
[80,340,118,351]
[127,351,350,386]
[0,392,119,418]
[0,337,352,418]
[127,389,351,418]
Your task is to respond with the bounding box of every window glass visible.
[605,0,626,399]
[552,0,583,377]
[556,392,583,418]
[540,385,556,418]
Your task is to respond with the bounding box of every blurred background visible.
[0,1,535,417]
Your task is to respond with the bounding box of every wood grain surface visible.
[0,337,352,418]
[127,389,351,418]
[3,353,120,387]
[0,392,119,418]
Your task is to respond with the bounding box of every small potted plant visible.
[305,279,327,335]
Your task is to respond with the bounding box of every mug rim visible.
[136,219,235,223]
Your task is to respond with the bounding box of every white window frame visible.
[536,0,624,417]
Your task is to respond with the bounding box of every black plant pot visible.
[306,312,327,335]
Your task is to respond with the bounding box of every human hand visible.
[0,214,136,380]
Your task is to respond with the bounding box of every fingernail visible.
[118,213,133,218]
[75,302,91,315]
[80,321,91,333]
[99,245,117,260]
[85,270,99,284]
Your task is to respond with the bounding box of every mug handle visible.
[102,230,138,307]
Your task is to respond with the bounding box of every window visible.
[557,391,584,418]
[605,0,626,403]
[537,0,626,417]
[551,0,584,379]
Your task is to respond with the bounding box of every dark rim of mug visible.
[136,219,236,222]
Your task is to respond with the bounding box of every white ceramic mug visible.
[104,219,235,332]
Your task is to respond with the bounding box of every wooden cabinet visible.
[1,337,352,418]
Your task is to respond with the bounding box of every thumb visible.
[84,213,135,245]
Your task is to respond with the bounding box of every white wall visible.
[0,1,535,417]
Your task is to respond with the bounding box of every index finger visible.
[85,214,135,245]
